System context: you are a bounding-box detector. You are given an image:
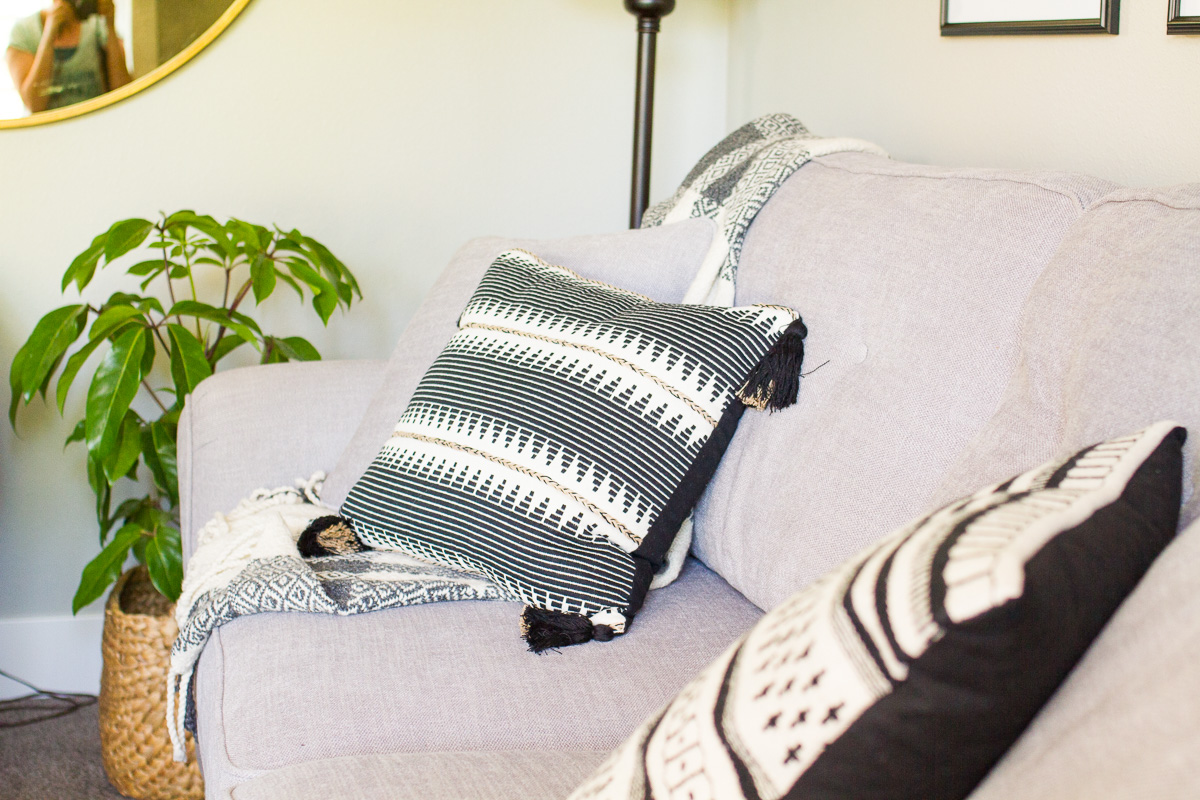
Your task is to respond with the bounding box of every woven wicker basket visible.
[99,566,204,800]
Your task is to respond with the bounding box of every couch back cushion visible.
[321,218,715,508]
[693,152,1116,611]
[932,184,1200,527]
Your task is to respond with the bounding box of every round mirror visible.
[1,0,251,128]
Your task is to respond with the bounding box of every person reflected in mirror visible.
[6,0,130,114]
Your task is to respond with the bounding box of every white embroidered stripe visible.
[460,296,790,402]
[460,322,720,429]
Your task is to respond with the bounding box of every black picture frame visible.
[1168,0,1200,33]
[941,0,1120,35]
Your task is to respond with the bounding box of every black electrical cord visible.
[0,668,97,729]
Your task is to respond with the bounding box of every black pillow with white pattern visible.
[334,249,807,650]
[568,421,1186,800]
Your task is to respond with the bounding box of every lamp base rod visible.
[629,17,659,229]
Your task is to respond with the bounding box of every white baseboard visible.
[0,615,104,700]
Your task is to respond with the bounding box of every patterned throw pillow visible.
[568,422,1186,800]
[332,249,808,650]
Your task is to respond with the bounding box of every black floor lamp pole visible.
[625,0,675,229]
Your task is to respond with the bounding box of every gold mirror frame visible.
[0,0,253,129]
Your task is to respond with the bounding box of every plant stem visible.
[149,319,170,354]
[159,224,184,328]
[229,278,253,315]
[181,229,203,340]
[206,278,254,361]
[141,380,169,414]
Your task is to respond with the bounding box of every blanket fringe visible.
[167,667,193,762]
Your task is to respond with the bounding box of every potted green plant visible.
[9,211,361,611]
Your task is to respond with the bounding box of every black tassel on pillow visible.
[298,515,371,557]
[521,606,615,654]
[737,317,808,412]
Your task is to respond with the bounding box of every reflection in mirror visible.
[2,0,235,122]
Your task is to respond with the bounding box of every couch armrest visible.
[179,359,386,562]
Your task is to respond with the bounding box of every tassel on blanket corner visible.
[521,607,615,654]
[298,514,371,557]
[737,317,808,412]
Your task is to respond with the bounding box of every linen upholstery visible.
[193,558,761,797]
[967,516,1200,800]
[933,185,1200,526]
[230,751,608,800]
[693,152,1118,611]
[180,359,386,561]
[322,218,716,509]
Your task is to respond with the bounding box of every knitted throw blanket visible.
[167,115,885,762]
[166,475,502,761]
[642,113,886,306]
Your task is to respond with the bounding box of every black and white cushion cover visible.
[338,249,805,647]
[568,421,1186,800]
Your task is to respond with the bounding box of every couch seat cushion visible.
[195,558,761,781]
[229,750,607,800]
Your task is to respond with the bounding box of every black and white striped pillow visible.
[569,421,1186,800]
[337,249,806,648]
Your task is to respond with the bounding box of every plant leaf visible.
[63,233,106,292]
[56,336,105,413]
[64,418,86,447]
[250,253,276,305]
[144,525,183,602]
[274,336,321,361]
[140,327,157,379]
[103,412,142,483]
[85,328,146,462]
[151,420,178,506]
[139,420,179,507]
[8,343,30,427]
[73,523,142,614]
[89,305,144,339]
[103,219,154,263]
[18,305,87,403]
[167,300,261,350]
[126,259,164,277]
[209,336,244,365]
[140,425,168,495]
[104,292,164,317]
[167,324,212,398]
[312,289,338,324]
[274,269,304,301]
[56,306,147,412]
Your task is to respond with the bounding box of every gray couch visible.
[179,151,1200,799]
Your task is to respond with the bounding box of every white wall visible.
[0,0,730,637]
[728,0,1200,187]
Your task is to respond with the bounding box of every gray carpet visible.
[0,700,126,799]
